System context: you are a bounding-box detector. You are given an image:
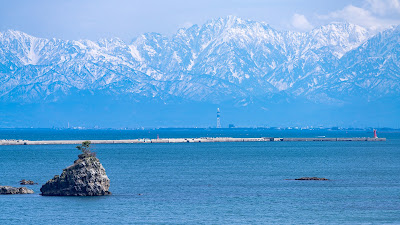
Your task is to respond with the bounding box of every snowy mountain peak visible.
[0,17,398,105]
[98,37,125,47]
[2,29,33,39]
[306,22,371,58]
[0,30,46,66]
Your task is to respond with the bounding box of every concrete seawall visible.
[0,137,386,145]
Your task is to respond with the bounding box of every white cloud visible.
[367,0,400,15]
[291,13,313,31]
[324,5,382,29]
[318,1,400,31]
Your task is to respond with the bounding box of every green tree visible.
[76,141,92,155]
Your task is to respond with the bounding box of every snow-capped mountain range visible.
[1,16,399,105]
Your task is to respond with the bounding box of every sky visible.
[0,0,400,41]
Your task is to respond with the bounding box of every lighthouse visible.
[373,129,378,138]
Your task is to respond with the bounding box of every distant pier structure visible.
[216,108,221,128]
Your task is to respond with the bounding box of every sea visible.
[0,129,399,224]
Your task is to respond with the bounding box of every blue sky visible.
[1,0,399,41]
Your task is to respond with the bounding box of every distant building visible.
[229,124,235,128]
[217,108,221,128]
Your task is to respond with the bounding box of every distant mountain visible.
[324,26,400,101]
[0,16,399,127]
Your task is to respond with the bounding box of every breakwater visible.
[0,137,386,145]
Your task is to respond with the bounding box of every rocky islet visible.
[294,177,329,181]
[40,150,111,196]
[0,186,34,194]
[20,179,38,185]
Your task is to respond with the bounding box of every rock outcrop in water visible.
[20,179,37,185]
[0,186,34,194]
[295,177,329,181]
[40,148,111,196]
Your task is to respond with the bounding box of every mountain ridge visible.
[0,16,399,127]
[1,16,389,105]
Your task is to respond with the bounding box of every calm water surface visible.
[0,130,399,224]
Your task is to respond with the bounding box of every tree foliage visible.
[76,141,95,156]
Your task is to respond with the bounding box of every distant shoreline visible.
[0,127,399,131]
[0,137,386,145]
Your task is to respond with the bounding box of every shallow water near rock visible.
[0,130,399,224]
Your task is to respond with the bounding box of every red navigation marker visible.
[373,129,378,138]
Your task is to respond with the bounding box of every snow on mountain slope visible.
[320,25,400,100]
[0,16,397,104]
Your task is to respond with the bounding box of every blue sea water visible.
[0,129,399,224]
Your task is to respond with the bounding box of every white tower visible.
[216,108,221,128]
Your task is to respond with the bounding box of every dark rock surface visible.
[0,186,34,194]
[294,177,329,181]
[40,153,111,196]
[20,179,38,185]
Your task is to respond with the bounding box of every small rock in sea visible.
[294,177,329,181]
[0,186,34,194]
[40,149,111,196]
[20,179,38,185]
